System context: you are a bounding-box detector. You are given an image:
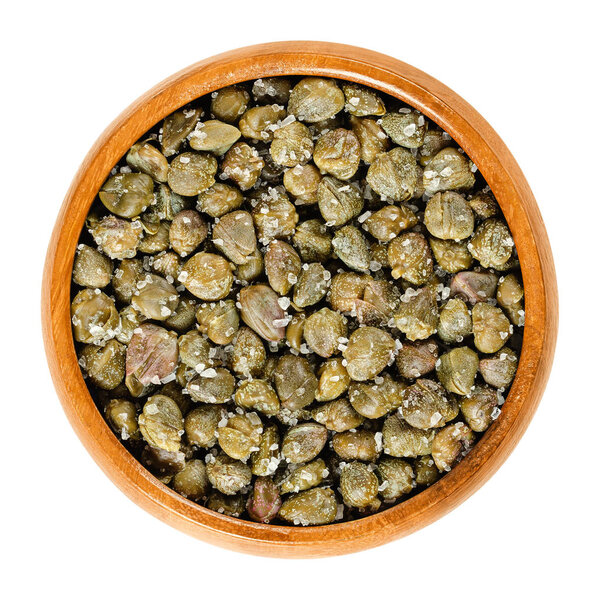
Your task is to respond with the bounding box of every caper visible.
[206,453,252,495]
[472,302,512,353]
[292,219,332,262]
[312,398,364,432]
[381,110,427,148]
[281,423,328,463]
[402,379,458,429]
[273,355,318,411]
[388,232,434,285]
[186,367,235,404]
[279,487,338,525]
[99,173,154,218]
[432,422,475,471]
[188,120,241,155]
[436,346,479,395]
[396,340,438,379]
[280,459,328,494]
[460,385,499,432]
[72,244,112,288]
[105,399,140,441]
[479,347,518,388]
[366,146,419,202]
[340,462,379,508]
[179,252,234,300]
[167,152,218,197]
[197,183,243,218]
[313,128,361,180]
[71,288,119,345]
[138,394,183,453]
[231,327,266,378]
[288,77,345,123]
[161,108,202,156]
[79,339,125,390]
[382,413,434,457]
[377,457,414,501]
[423,147,476,194]
[185,405,226,448]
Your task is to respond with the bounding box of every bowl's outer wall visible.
[42,41,558,558]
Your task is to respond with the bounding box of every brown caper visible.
[450,270,499,305]
[317,176,363,226]
[292,219,332,262]
[348,375,405,419]
[196,300,239,345]
[333,430,380,462]
[469,218,515,269]
[251,187,299,243]
[188,120,241,155]
[363,205,418,242]
[423,147,476,194]
[235,379,280,416]
[185,405,226,448]
[221,142,264,190]
[264,240,301,295]
[424,191,474,240]
[479,347,518,388]
[303,308,347,358]
[197,183,243,218]
[396,340,438,379]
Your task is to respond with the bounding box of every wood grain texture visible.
[41,41,558,558]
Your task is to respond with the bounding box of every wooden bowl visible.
[42,41,558,558]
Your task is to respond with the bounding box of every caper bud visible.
[377,457,415,501]
[424,191,474,240]
[252,77,292,105]
[329,271,371,313]
[172,459,210,501]
[363,204,418,242]
[436,346,479,395]
[381,110,427,148]
[281,423,328,463]
[251,187,298,243]
[460,385,499,432]
[402,379,458,429]
[479,347,518,388]
[99,173,154,218]
[207,491,245,516]
[186,367,235,404]
[382,413,434,457]
[188,120,241,155]
[317,176,363,226]
[179,252,234,300]
[105,398,139,440]
[312,398,364,432]
[206,453,252,495]
[211,86,250,123]
[366,146,419,202]
[313,128,361,180]
[220,142,264,190]
[285,312,306,352]
[293,262,330,308]
[472,302,512,353]
[264,240,301,295]
[231,327,266,378]
[235,379,280,416]
[340,462,379,508]
[332,225,371,272]
[131,273,179,321]
[167,152,218,197]
[292,219,332,262]
[247,477,282,523]
[429,238,473,273]
[432,422,475,471]
[197,183,243,218]
[251,424,281,476]
[71,288,119,345]
[238,284,286,343]
[283,163,322,205]
[469,190,500,219]
[396,340,438,379]
[303,308,347,358]
[468,218,515,269]
[239,104,286,142]
[388,232,434,285]
[169,209,208,257]
[273,355,318,411]
[212,210,257,265]
[161,108,202,156]
[342,83,386,117]
[279,487,338,525]
[437,298,472,343]
[280,459,329,494]
[348,375,405,419]
[270,120,313,167]
[79,339,125,390]
[178,330,211,370]
[394,285,439,341]
[288,77,345,123]
[196,300,239,345]
[89,215,143,259]
[450,270,499,305]
[138,394,183,452]
[72,244,113,289]
[185,405,226,448]
[423,147,476,194]
[218,412,263,461]
[333,430,380,462]
[343,326,395,381]
[349,115,390,164]
[126,141,169,182]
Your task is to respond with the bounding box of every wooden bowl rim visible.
[42,41,558,558]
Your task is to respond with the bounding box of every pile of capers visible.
[72,76,523,525]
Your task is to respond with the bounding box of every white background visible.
[2,1,598,598]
